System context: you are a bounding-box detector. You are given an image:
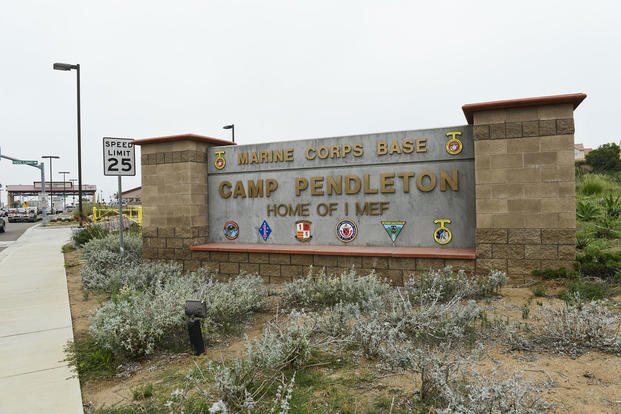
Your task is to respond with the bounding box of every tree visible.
[585,143,621,172]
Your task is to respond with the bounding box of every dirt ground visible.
[64,251,621,413]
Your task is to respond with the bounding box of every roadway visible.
[0,221,39,253]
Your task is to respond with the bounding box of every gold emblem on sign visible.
[445,131,463,155]
[214,151,226,170]
[433,218,453,245]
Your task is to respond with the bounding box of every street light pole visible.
[53,62,83,226]
[223,124,235,143]
[59,171,70,212]
[42,155,59,213]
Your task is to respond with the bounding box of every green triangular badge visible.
[382,221,405,243]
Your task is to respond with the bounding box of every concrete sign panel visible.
[207,126,474,248]
[103,137,136,176]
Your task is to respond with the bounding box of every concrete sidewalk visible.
[0,226,83,413]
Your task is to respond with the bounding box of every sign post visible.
[103,137,136,254]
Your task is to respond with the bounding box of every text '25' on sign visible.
[103,137,136,176]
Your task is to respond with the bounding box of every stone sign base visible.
[187,244,476,285]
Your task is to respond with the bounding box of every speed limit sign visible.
[103,137,136,176]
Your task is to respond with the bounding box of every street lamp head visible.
[53,63,78,71]
[223,124,234,130]
[42,155,60,159]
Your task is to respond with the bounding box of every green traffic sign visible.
[13,160,38,166]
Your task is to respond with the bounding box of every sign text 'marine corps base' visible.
[207,126,475,248]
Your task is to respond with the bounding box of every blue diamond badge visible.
[258,220,272,241]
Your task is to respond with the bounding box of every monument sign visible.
[207,127,474,248]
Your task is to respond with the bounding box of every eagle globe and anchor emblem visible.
[433,218,453,245]
[445,131,463,155]
[214,150,226,170]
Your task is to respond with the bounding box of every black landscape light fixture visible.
[185,300,208,355]
[223,124,235,143]
[59,171,70,211]
[53,62,83,226]
[42,155,60,213]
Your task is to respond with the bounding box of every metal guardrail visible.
[92,206,142,225]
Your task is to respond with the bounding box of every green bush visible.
[61,243,76,253]
[578,174,614,196]
[72,224,109,247]
[585,143,621,173]
[576,250,621,279]
[131,383,154,400]
[64,336,116,381]
[576,200,600,221]
[575,231,592,250]
[601,193,621,219]
[559,280,609,302]
[531,286,546,297]
[531,267,578,280]
[593,213,620,239]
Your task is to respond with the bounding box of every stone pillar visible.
[463,93,586,282]
[133,134,234,262]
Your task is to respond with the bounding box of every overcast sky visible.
[1,1,619,204]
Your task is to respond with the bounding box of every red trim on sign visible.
[462,93,587,124]
[132,133,235,146]
[190,243,476,259]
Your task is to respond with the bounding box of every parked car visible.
[0,217,5,233]
[7,209,17,223]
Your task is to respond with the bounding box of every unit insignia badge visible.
[214,150,226,170]
[336,219,358,243]
[433,218,452,245]
[223,220,239,240]
[445,131,463,155]
[381,221,406,243]
[258,220,272,241]
[295,220,312,242]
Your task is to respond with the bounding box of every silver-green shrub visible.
[89,273,267,357]
[206,317,312,410]
[245,318,313,370]
[281,268,391,309]
[420,353,549,413]
[84,262,183,293]
[532,294,620,356]
[347,291,481,357]
[405,267,506,304]
[90,275,202,356]
[81,234,143,291]
[205,275,267,331]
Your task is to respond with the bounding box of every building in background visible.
[121,186,142,206]
[574,143,592,161]
[6,181,97,210]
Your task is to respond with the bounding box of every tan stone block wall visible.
[473,104,577,282]
[141,140,213,262]
[182,251,475,286]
